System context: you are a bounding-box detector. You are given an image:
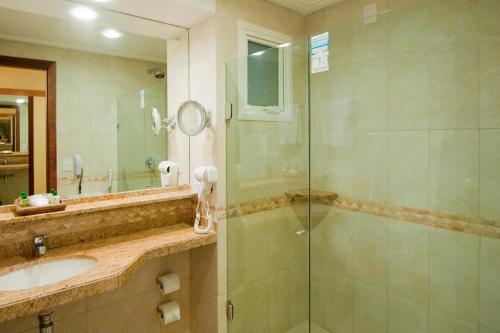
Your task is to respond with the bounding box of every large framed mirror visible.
[0,0,190,205]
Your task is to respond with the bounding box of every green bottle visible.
[50,190,60,204]
[20,192,29,207]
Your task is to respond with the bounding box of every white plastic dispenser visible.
[157,273,180,295]
[158,161,179,187]
[158,301,181,325]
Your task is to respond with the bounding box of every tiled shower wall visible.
[311,207,500,333]
[308,0,500,219]
[307,0,500,332]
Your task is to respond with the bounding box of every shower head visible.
[148,67,165,79]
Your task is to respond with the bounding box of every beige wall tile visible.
[353,279,387,333]
[314,208,354,276]
[126,258,161,297]
[290,261,309,327]
[52,299,86,321]
[388,220,429,304]
[124,290,161,333]
[87,285,127,310]
[480,325,500,333]
[190,244,217,295]
[430,228,480,321]
[53,313,86,333]
[429,130,479,217]
[349,132,388,202]
[387,52,429,130]
[242,212,270,284]
[191,280,217,333]
[426,0,466,47]
[353,213,388,288]
[388,292,428,333]
[311,264,325,326]
[480,130,500,221]
[429,308,478,333]
[428,40,480,129]
[86,300,127,333]
[388,131,429,209]
[243,277,270,333]
[227,216,245,292]
[386,0,428,54]
[324,269,353,333]
[352,15,387,63]
[269,269,292,333]
[479,34,500,128]
[161,250,191,281]
[351,59,387,131]
[0,315,38,333]
[479,237,500,329]
[268,210,293,275]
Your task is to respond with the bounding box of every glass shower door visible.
[226,36,311,333]
[309,1,500,332]
[117,82,167,192]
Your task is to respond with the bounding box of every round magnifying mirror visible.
[177,101,210,136]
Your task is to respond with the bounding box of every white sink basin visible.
[0,258,96,291]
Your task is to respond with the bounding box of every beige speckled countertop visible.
[0,223,216,323]
[0,186,195,226]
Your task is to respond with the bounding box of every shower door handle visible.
[296,229,306,236]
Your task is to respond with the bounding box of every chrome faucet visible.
[33,235,47,257]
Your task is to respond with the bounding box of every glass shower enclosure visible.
[117,82,167,192]
[226,1,500,332]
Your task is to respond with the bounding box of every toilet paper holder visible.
[157,301,181,325]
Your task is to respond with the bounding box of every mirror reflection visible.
[0,0,189,205]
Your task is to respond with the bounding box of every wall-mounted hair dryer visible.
[192,166,217,234]
[158,161,179,187]
[193,166,217,199]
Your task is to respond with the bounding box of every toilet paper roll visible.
[157,273,180,295]
[158,301,181,326]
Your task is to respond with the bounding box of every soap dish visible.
[13,199,67,216]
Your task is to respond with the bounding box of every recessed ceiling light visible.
[102,28,122,39]
[70,6,98,21]
[16,99,25,104]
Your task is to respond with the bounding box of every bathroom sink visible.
[0,258,97,291]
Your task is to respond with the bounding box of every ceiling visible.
[268,0,344,14]
[0,0,184,63]
[74,0,215,29]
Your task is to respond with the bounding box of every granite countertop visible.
[0,186,195,225]
[0,223,216,322]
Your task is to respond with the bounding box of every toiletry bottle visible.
[20,192,29,207]
[50,190,60,204]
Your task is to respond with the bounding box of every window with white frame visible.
[238,21,292,121]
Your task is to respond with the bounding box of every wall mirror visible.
[0,0,190,205]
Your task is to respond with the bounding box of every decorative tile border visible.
[57,170,161,185]
[220,189,500,239]
[334,196,500,239]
